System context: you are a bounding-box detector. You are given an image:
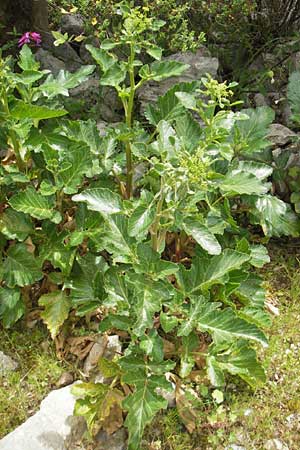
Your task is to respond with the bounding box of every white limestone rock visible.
[0,383,86,450]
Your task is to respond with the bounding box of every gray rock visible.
[95,428,127,450]
[104,335,122,359]
[98,87,123,122]
[61,14,85,36]
[254,93,269,107]
[52,42,83,72]
[80,37,100,65]
[56,372,74,388]
[85,335,122,378]
[138,47,219,112]
[35,48,66,76]
[155,386,176,408]
[70,76,100,107]
[70,80,122,122]
[286,413,300,429]
[96,120,108,136]
[264,439,289,450]
[0,351,18,375]
[0,383,86,450]
[94,335,122,383]
[155,373,176,408]
[83,335,108,375]
[267,123,297,147]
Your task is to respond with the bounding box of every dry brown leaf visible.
[122,384,132,397]
[194,341,208,369]
[101,402,123,435]
[175,384,200,433]
[163,339,176,357]
[66,335,95,360]
[25,309,41,328]
[1,148,15,165]
[188,370,206,383]
[55,332,67,360]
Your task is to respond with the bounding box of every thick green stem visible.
[10,131,25,171]
[124,43,136,199]
[151,179,165,252]
[56,189,64,215]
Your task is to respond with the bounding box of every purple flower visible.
[30,32,42,46]
[18,32,42,48]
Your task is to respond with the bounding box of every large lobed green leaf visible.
[177,249,250,295]
[72,188,122,214]
[207,341,266,388]
[183,217,221,255]
[178,299,267,346]
[247,195,300,237]
[9,186,62,223]
[38,65,95,98]
[232,106,275,154]
[10,100,67,120]
[150,60,189,81]
[0,208,33,241]
[144,81,198,125]
[2,243,43,288]
[0,287,25,328]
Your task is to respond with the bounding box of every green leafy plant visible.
[1,7,300,450]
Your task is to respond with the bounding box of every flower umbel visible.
[18,32,42,47]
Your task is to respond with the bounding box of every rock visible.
[155,372,176,408]
[83,335,108,375]
[70,76,100,109]
[286,413,300,430]
[52,42,83,72]
[94,335,122,383]
[70,81,122,122]
[104,335,122,359]
[138,47,219,112]
[96,120,108,136]
[267,123,297,147]
[243,408,254,416]
[35,48,66,76]
[56,372,74,388]
[80,37,100,65]
[0,351,18,374]
[61,14,85,36]
[95,428,127,450]
[0,383,86,450]
[84,335,122,377]
[264,439,289,450]
[98,87,123,122]
[254,93,269,107]
[156,386,176,408]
